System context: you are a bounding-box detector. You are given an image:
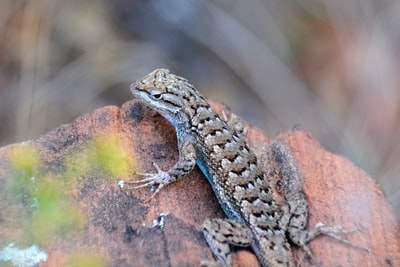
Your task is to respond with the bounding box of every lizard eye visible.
[148,88,162,99]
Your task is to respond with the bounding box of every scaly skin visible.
[128,68,363,267]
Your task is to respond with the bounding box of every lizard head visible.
[131,68,174,92]
[130,68,193,126]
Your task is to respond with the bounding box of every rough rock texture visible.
[0,99,399,267]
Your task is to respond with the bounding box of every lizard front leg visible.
[128,140,197,197]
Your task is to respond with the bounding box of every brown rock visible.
[0,99,399,267]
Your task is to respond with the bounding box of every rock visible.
[0,100,399,267]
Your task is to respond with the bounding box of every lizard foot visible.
[293,222,369,260]
[126,162,172,198]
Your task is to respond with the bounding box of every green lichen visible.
[3,134,135,266]
[65,133,135,180]
[63,252,107,267]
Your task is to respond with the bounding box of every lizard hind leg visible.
[288,222,367,260]
[268,140,368,259]
[201,218,252,267]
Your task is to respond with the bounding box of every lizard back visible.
[131,68,297,266]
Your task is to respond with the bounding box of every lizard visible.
[127,68,362,267]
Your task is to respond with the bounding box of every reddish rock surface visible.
[0,99,399,267]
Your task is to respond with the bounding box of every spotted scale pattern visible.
[129,69,362,267]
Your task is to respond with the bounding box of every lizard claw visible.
[126,162,171,198]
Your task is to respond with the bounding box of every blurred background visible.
[0,0,399,216]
